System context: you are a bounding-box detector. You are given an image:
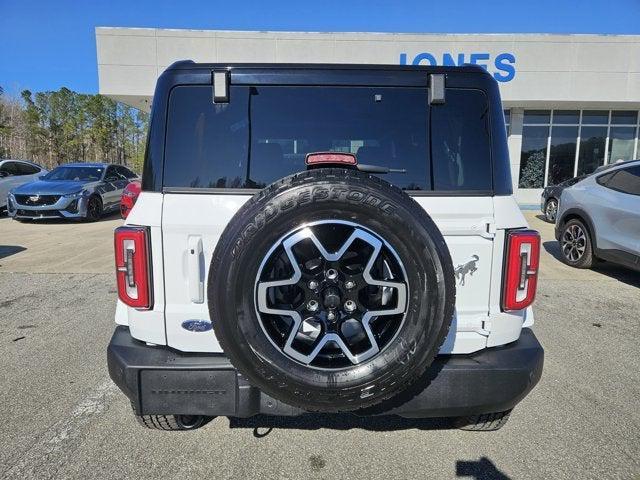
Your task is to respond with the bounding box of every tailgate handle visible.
[187,236,204,304]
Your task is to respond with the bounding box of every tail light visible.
[502,229,540,311]
[114,226,152,309]
[305,152,357,167]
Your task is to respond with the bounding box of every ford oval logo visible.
[181,320,213,332]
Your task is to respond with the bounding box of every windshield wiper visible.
[356,164,406,174]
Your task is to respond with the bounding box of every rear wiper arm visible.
[356,164,406,174]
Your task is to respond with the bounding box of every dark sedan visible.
[7,163,138,221]
[540,175,586,222]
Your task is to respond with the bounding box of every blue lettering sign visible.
[411,53,437,66]
[494,53,516,82]
[399,51,517,82]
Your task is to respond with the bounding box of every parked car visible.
[120,179,141,219]
[555,159,640,270]
[0,159,47,212]
[108,62,543,432]
[540,175,586,222]
[7,162,138,221]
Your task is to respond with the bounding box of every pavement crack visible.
[1,379,118,479]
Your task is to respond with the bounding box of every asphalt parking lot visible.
[0,212,639,480]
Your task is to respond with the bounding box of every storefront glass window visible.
[582,111,609,125]
[548,125,578,185]
[519,125,549,188]
[608,126,636,162]
[611,111,638,125]
[523,110,550,124]
[553,110,579,124]
[577,126,607,176]
[517,109,639,189]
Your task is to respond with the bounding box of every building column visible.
[507,108,524,195]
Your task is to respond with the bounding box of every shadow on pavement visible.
[0,245,26,259]
[534,214,551,223]
[456,457,511,479]
[229,413,454,436]
[10,211,121,225]
[543,240,640,288]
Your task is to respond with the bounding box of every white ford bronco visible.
[108,62,543,432]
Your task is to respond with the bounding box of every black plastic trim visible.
[108,326,543,418]
[595,248,640,271]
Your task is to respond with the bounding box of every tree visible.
[0,86,149,170]
[519,150,545,188]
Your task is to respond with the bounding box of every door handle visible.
[187,236,204,303]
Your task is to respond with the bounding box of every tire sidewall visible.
[208,170,455,411]
[560,218,593,268]
[85,195,102,222]
[545,199,557,223]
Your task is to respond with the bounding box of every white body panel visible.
[118,191,530,355]
[121,192,533,354]
[119,192,166,345]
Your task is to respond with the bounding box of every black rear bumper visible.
[107,326,543,418]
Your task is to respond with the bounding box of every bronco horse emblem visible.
[454,255,479,286]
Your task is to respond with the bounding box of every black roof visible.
[165,60,492,76]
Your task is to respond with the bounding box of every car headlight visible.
[63,190,87,199]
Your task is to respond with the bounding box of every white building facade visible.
[96,27,640,203]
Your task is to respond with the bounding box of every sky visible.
[1,0,639,95]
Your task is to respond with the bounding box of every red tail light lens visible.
[305,152,357,167]
[502,229,540,311]
[114,226,152,309]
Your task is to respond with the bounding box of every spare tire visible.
[208,168,455,412]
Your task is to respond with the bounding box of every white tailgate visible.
[162,193,251,351]
[161,193,504,354]
[413,197,495,354]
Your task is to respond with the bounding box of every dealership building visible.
[96,27,640,203]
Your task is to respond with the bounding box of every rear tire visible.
[455,410,512,431]
[559,218,594,268]
[135,414,211,431]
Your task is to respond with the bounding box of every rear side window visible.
[115,166,137,179]
[17,163,40,175]
[597,165,640,195]
[431,89,492,191]
[163,85,493,193]
[1,162,20,175]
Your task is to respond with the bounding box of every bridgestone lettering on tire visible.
[208,169,456,412]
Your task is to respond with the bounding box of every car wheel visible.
[135,414,211,431]
[208,168,456,412]
[84,195,103,222]
[455,409,512,431]
[559,218,594,268]
[544,198,558,223]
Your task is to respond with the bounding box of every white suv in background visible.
[0,159,47,212]
[556,159,640,271]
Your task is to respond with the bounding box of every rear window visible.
[431,89,492,191]
[163,85,492,192]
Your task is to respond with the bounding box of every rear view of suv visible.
[107,62,543,432]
